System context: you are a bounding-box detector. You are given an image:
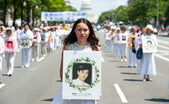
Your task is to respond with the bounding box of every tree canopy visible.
[97,0,169,26]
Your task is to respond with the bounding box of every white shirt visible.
[105,31,112,40]
[33,31,41,44]
[72,78,90,87]
[0,37,5,55]
[20,29,34,40]
[41,32,49,42]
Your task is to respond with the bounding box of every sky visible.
[69,0,128,14]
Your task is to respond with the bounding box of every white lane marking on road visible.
[25,68,37,71]
[37,56,45,62]
[154,54,169,62]
[158,39,169,45]
[158,44,169,50]
[0,84,6,89]
[158,50,169,55]
[114,84,128,103]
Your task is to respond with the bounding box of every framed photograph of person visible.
[119,34,128,44]
[41,35,46,43]
[62,51,102,100]
[142,35,157,53]
[19,35,31,48]
[5,39,15,53]
[33,33,39,43]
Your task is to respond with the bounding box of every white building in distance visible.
[80,0,100,23]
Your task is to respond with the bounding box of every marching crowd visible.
[104,24,157,81]
[0,23,71,83]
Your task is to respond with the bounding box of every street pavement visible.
[0,30,169,104]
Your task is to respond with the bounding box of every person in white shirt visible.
[0,26,5,38]
[4,28,17,76]
[15,25,21,52]
[46,27,54,53]
[40,28,49,57]
[119,27,128,62]
[20,24,33,68]
[72,63,91,87]
[111,26,116,56]
[105,26,112,52]
[128,27,137,68]
[114,28,121,57]
[32,28,41,62]
[0,36,5,83]
[139,25,157,81]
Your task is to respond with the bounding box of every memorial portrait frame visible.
[63,51,101,100]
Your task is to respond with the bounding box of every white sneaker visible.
[124,59,127,62]
[121,59,124,62]
[31,59,35,62]
[25,65,29,68]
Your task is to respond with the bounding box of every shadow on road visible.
[157,34,169,38]
[123,79,143,82]
[145,98,169,102]
[105,54,113,57]
[2,74,8,76]
[108,60,119,62]
[117,66,129,68]
[14,66,21,68]
[121,72,137,75]
[56,80,62,82]
[41,98,53,102]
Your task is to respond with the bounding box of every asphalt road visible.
[0,30,169,104]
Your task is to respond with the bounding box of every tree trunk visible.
[3,0,7,26]
[21,0,23,26]
[13,0,16,26]
[32,7,35,27]
[26,2,30,24]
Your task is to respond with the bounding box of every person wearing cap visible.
[139,25,157,81]
[53,27,57,50]
[105,26,112,52]
[128,27,137,68]
[0,26,5,38]
[15,25,21,52]
[20,24,33,68]
[119,27,128,62]
[4,28,17,76]
[32,28,41,62]
[54,26,62,48]
[40,27,49,57]
[136,27,145,71]
[110,26,116,56]
[0,34,5,83]
[46,27,54,53]
[114,28,121,57]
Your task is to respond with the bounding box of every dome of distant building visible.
[81,0,92,12]
[80,0,100,23]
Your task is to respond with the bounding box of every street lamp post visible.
[156,0,159,28]
[36,5,38,27]
[112,13,114,22]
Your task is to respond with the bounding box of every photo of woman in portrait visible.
[7,41,13,49]
[147,40,152,47]
[72,63,92,87]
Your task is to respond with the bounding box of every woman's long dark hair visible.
[64,18,100,50]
